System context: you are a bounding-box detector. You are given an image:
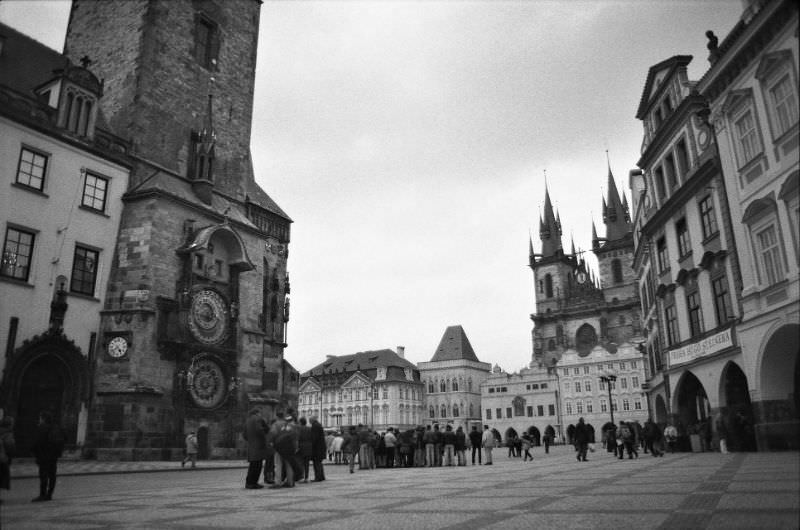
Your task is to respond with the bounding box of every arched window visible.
[453,404,459,417]
[612,258,624,284]
[545,274,553,298]
[440,380,446,392]
[556,324,564,345]
[428,380,434,393]
[469,404,474,417]
[468,378,473,391]
[548,339,556,351]
[441,405,447,418]
[429,406,435,418]
[575,323,598,355]
[452,379,459,392]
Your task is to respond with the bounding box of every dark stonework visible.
[753,399,799,451]
[63,0,296,459]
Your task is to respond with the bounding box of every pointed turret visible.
[603,164,631,242]
[191,92,217,204]
[528,233,535,268]
[622,192,631,223]
[570,235,576,257]
[591,219,599,250]
[539,184,563,258]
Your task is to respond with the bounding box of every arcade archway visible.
[526,426,541,445]
[720,361,756,451]
[674,371,710,432]
[757,324,799,450]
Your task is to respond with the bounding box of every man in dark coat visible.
[468,425,482,465]
[244,408,267,489]
[309,416,326,481]
[31,411,63,502]
[574,417,590,462]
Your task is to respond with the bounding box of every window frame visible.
[698,195,719,241]
[15,146,49,191]
[665,302,679,346]
[755,51,799,142]
[70,244,100,297]
[81,171,109,213]
[675,217,691,259]
[686,288,704,338]
[1,226,36,282]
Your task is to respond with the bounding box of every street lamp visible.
[599,373,617,425]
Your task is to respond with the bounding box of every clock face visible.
[576,272,588,284]
[107,336,128,358]
[188,289,229,345]
[188,357,228,409]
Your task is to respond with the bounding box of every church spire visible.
[591,219,599,250]
[602,159,631,242]
[539,183,563,258]
[528,232,535,268]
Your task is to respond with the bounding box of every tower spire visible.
[539,182,563,258]
[602,157,631,242]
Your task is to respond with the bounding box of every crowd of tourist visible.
[240,408,736,488]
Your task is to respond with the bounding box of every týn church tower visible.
[530,167,642,365]
[64,0,294,459]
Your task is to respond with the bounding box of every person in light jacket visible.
[481,425,495,465]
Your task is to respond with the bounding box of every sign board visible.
[668,328,734,368]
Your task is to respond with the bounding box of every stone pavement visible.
[1,445,798,529]
[9,458,247,478]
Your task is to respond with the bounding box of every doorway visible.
[15,356,65,456]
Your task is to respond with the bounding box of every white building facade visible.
[418,325,491,432]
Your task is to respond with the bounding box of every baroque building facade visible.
[630,53,746,449]
[0,22,131,455]
[631,0,798,452]
[56,0,295,459]
[697,0,798,450]
[299,348,424,432]
[417,325,491,432]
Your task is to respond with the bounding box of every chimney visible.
[396,346,405,359]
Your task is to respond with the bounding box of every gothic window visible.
[452,379,458,392]
[548,339,556,351]
[469,404,474,417]
[453,404,459,417]
[545,274,553,298]
[440,405,447,418]
[556,324,564,345]
[194,14,220,70]
[512,396,525,416]
[428,380,434,394]
[440,380,446,393]
[611,258,623,284]
[575,324,598,355]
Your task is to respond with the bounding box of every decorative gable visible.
[341,371,372,388]
[299,378,321,393]
[754,49,794,80]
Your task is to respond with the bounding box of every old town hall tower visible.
[530,167,641,367]
[63,0,293,458]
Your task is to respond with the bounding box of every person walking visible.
[469,425,482,465]
[244,408,267,489]
[31,411,64,502]
[542,426,552,454]
[272,412,300,488]
[413,426,426,467]
[0,416,16,495]
[481,425,495,465]
[664,423,678,454]
[342,426,359,474]
[521,432,534,462]
[182,431,199,468]
[574,417,590,462]
[309,416,326,481]
[332,431,344,464]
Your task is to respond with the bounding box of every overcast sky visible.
[1,0,745,374]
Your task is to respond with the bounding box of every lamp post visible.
[599,373,617,425]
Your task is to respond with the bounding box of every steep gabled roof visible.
[430,325,480,362]
[636,55,693,119]
[0,22,65,96]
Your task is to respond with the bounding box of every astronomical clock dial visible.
[188,357,228,409]
[107,336,129,358]
[576,271,588,285]
[188,289,229,345]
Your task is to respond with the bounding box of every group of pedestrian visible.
[243,408,326,489]
[0,410,65,503]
